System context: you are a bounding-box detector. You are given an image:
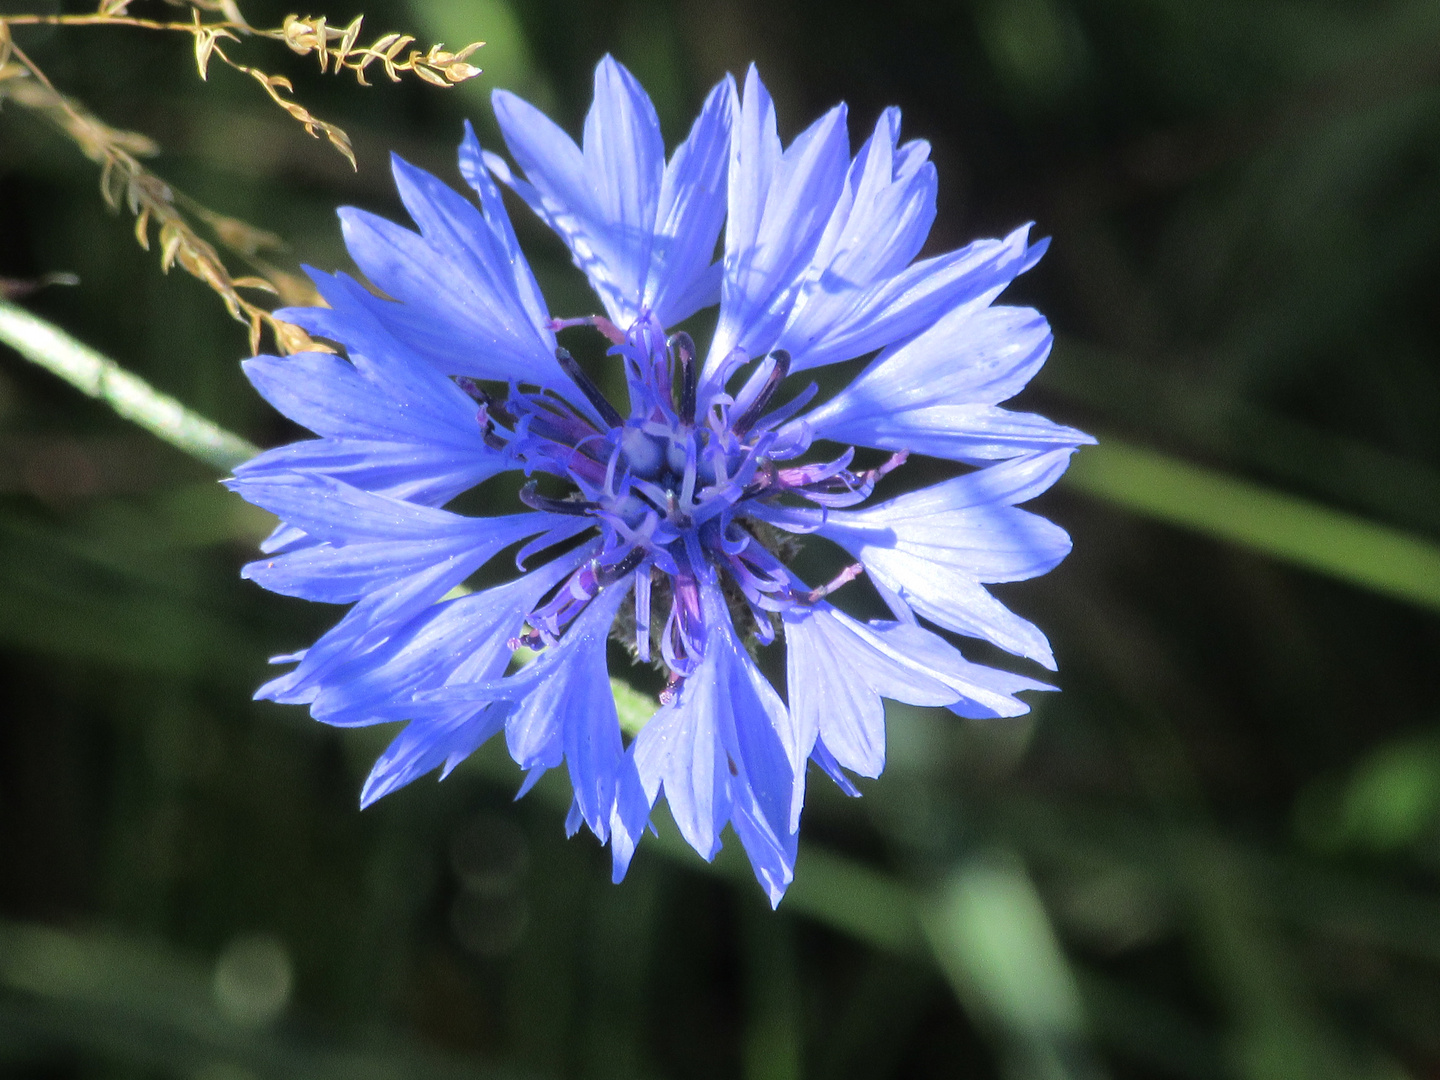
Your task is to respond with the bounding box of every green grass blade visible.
[0,300,258,472]
[1064,436,1440,613]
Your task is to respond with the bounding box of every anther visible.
[547,315,626,345]
[595,546,647,587]
[555,347,625,430]
[480,414,509,452]
[510,628,544,650]
[659,671,685,706]
[731,349,791,437]
[669,331,697,425]
[805,561,865,603]
[859,449,909,485]
[457,377,516,425]
[517,480,600,516]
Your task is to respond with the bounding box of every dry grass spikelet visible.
[274,14,483,86]
[0,0,482,354]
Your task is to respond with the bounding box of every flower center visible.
[460,314,906,691]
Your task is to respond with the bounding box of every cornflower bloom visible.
[228,57,1093,904]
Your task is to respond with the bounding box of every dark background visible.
[1,1,1439,1077]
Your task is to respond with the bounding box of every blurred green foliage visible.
[1,0,1440,1078]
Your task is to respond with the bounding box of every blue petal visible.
[799,302,1094,463]
[778,224,1043,373]
[255,558,484,704]
[631,576,798,900]
[359,707,507,809]
[235,437,502,508]
[457,120,554,338]
[497,581,633,840]
[642,75,734,325]
[246,282,514,508]
[330,156,561,384]
[706,66,850,377]
[607,746,654,884]
[491,56,664,328]
[729,780,798,909]
[228,472,518,545]
[758,451,1076,669]
[235,481,565,702]
[811,739,862,797]
[243,343,480,448]
[311,555,579,727]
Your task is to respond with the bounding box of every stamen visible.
[634,565,653,662]
[731,350,791,437]
[457,377,516,425]
[859,449,909,485]
[805,562,865,603]
[670,331,697,424]
[548,314,627,344]
[595,546,646,586]
[518,480,600,516]
[752,381,818,434]
[659,670,684,706]
[555,347,625,430]
[480,416,509,452]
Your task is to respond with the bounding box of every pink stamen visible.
[548,315,627,344]
[806,562,865,603]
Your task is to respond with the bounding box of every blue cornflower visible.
[228,57,1093,904]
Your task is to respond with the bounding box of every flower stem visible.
[0,300,257,472]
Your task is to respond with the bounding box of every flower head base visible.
[229,56,1094,904]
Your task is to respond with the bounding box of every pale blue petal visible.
[359,706,506,808]
[311,557,578,727]
[581,56,665,315]
[335,181,561,384]
[809,404,1094,465]
[632,685,729,862]
[703,581,797,848]
[632,576,798,898]
[803,108,936,287]
[839,302,1055,409]
[755,451,1075,668]
[799,301,1094,462]
[806,302,1094,463]
[787,602,1051,785]
[706,66,850,375]
[490,57,664,327]
[498,582,632,839]
[779,225,1042,372]
[770,107,938,367]
[783,602,956,780]
[643,75,735,325]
